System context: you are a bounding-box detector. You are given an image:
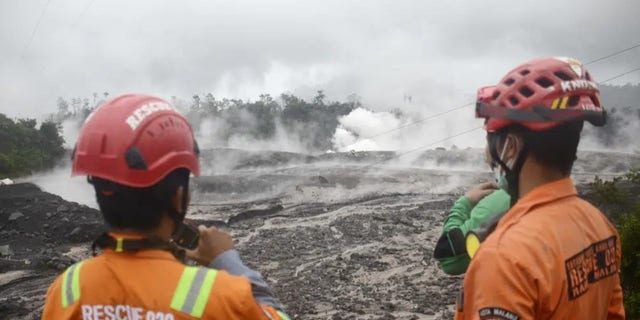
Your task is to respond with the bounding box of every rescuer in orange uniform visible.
[41,94,290,320]
[457,57,625,319]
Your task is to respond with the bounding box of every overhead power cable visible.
[392,126,483,159]
[360,64,640,169]
[584,43,640,65]
[365,102,473,140]
[19,0,52,61]
[348,42,640,147]
[598,66,640,84]
[361,126,483,169]
[72,0,97,27]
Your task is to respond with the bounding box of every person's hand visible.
[185,225,235,266]
[465,182,498,205]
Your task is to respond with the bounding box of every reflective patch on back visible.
[565,236,618,300]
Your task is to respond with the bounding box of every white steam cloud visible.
[27,164,98,209]
[333,108,401,151]
[61,118,83,148]
[196,114,308,153]
[332,105,485,153]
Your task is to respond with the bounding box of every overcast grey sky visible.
[1,0,639,119]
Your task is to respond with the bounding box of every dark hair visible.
[90,168,190,231]
[509,121,584,176]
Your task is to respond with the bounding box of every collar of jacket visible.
[498,177,577,229]
[102,232,179,261]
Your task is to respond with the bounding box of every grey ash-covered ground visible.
[0,183,104,319]
[1,149,638,319]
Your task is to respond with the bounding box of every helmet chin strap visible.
[489,132,529,207]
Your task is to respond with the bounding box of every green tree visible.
[57,97,70,120]
[39,121,65,167]
[0,114,66,177]
[313,90,326,106]
[589,169,640,318]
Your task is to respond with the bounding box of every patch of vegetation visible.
[54,91,360,153]
[590,175,628,206]
[590,169,640,318]
[618,206,640,318]
[0,114,65,177]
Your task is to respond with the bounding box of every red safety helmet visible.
[476,57,607,132]
[71,94,200,187]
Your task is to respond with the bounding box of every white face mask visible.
[492,136,517,190]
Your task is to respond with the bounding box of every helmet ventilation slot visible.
[568,96,580,107]
[554,71,573,81]
[535,77,554,88]
[519,86,534,98]
[509,96,519,106]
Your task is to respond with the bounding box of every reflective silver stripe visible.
[171,267,218,317]
[61,261,85,308]
[64,263,78,306]
[181,267,209,314]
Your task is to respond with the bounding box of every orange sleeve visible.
[607,278,625,320]
[459,247,536,320]
[213,273,290,320]
[607,239,625,320]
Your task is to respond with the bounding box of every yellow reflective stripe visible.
[71,262,83,302]
[277,311,291,320]
[115,238,124,252]
[191,269,216,317]
[60,261,85,308]
[171,267,198,312]
[551,98,560,110]
[171,267,218,318]
[61,266,71,307]
[559,96,569,109]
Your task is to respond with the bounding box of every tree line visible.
[0,114,65,177]
[1,84,637,178]
[52,85,640,153]
[183,91,360,151]
[54,90,361,153]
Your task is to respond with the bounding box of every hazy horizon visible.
[2,0,639,152]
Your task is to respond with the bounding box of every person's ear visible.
[171,186,184,214]
[504,134,523,160]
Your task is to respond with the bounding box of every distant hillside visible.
[582,84,640,151]
[600,84,640,109]
[45,83,640,156]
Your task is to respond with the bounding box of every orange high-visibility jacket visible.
[42,247,289,320]
[456,178,625,320]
